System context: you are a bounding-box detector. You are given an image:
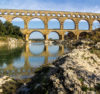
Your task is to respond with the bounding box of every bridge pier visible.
[44,34,48,40]
[89,20,93,31]
[60,22,64,30]
[75,21,79,30]
[59,45,64,55]
[59,34,64,41]
[25,34,29,42]
[76,34,79,40]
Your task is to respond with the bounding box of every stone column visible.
[75,21,79,30]
[75,20,79,40]
[60,22,63,30]
[88,20,93,31]
[44,19,48,30]
[45,21,48,30]
[44,34,48,41]
[25,34,29,41]
[89,23,93,31]
[59,45,64,55]
[24,20,28,30]
[60,34,64,41]
[76,34,79,40]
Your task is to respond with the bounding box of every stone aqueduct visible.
[0,9,100,41]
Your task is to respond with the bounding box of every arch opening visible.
[0,17,6,23]
[29,31,44,40]
[79,32,91,39]
[63,19,75,30]
[48,32,59,40]
[92,20,100,30]
[28,18,44,29]
[78,20,89,30]
[48,19,60,29]
[64,32,76,39]
[12,18,24,29]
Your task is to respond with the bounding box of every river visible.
[0,42,69,79]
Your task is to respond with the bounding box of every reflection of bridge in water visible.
[0,43,65,77]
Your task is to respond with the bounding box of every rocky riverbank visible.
[16,42,100,94]
[0,40,100,94]
[0,76,32,94]
[0,76,23,94]
[0,37,24,47]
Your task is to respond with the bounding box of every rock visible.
[17,44,100,94]
[0,89,3,93]
[95,42,100,49]
[0,76,23,94]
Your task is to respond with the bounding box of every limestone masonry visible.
[0,9,100,41]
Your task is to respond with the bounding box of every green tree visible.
[0,20,24,39]
[0,20,7,36]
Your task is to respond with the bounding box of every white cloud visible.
[0,0,100,13]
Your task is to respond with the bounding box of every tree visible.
[0,20,24,39]
[0,20,7,36]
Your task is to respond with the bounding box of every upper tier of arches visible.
[0,16,99,30]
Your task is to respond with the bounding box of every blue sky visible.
[0,0,100,13]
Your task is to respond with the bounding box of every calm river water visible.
[0,42,69,79]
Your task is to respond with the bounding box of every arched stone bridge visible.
[0,9,100,41]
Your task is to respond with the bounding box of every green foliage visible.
[79,78,84,82]
[81,85,88,92]
[0,20,24,39]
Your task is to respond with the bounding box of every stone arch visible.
[92,20,100,30]
[78,20,89,30]
[0,17,6,23]
[48,19,60,29]
[12,17,24,29]
[29,31,44,40]
[79,32,91,39]
[64,31,76,39]
[63,19,75,29]
[28,18,44,29]
[48,31,60,40]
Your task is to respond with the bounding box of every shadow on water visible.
[0,45,25,66]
